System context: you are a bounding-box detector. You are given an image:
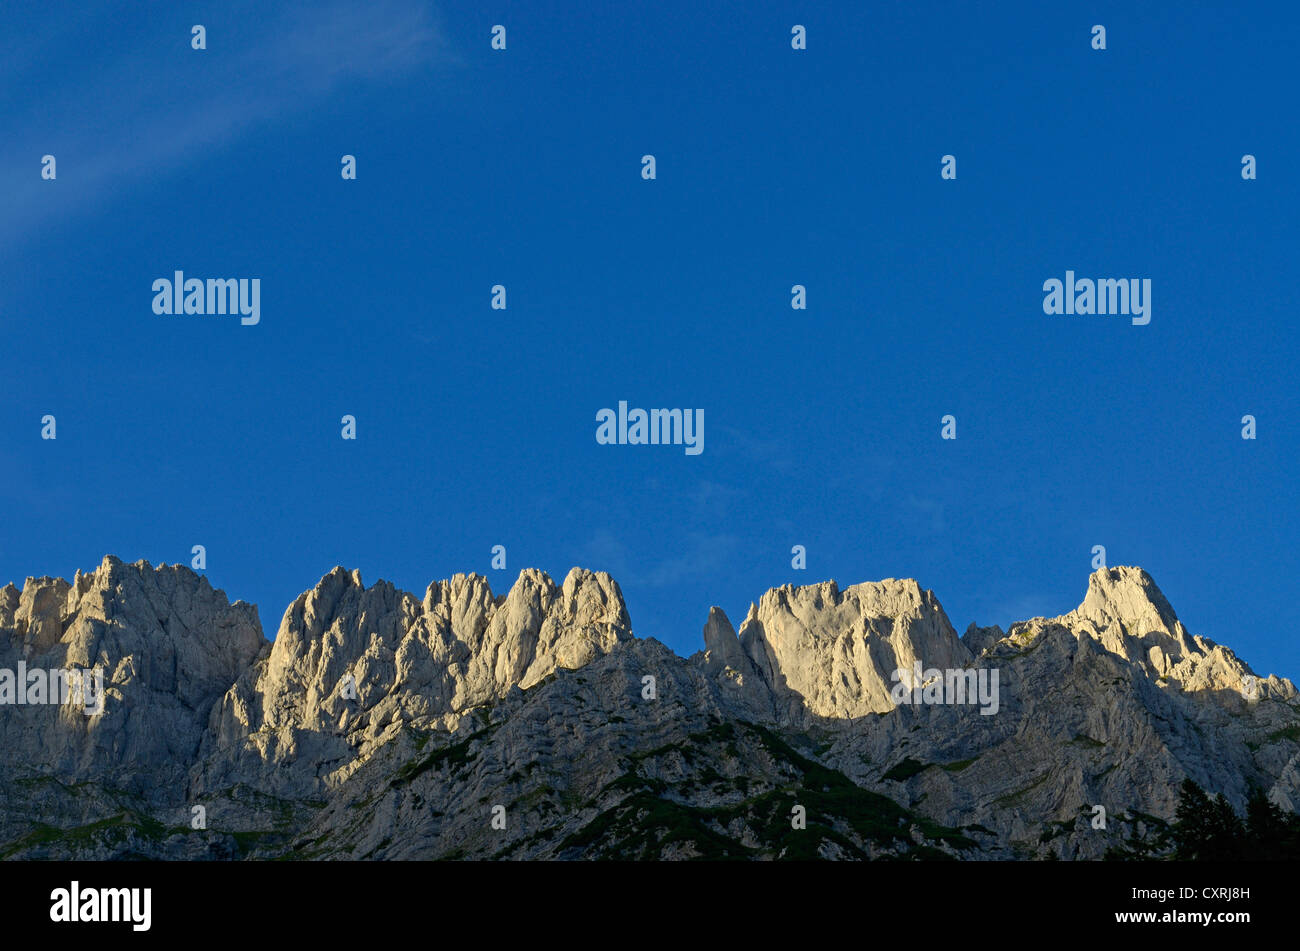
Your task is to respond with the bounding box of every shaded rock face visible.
[0,559,1296,861]
[290,639,997,861]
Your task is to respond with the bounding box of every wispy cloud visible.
[1,1,445,245]
[720,425,796,473]
[580,528,740,589]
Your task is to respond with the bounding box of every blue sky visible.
[2,1,1296,680]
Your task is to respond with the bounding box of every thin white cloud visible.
[580,528,741,589]
[1,0,446,246]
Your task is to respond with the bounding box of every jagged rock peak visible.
[701,606,747,672]
[1071,566,1181,635]
[1031,566,1294,699]
[1,554,260,649]
[0,555,267,784]
[710,576,969,720]
[276,564,632,643]
[1050,565,1195,670]
[205,563,635,793]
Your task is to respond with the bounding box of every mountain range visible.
[1,556,1295,860]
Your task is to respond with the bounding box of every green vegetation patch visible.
[392,724,498,787]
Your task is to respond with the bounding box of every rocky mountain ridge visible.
[1,556,1296,860]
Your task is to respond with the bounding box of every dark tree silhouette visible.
[1243,787,1300,860]
[1105,780,1299,860]
[1170,779,1298,861]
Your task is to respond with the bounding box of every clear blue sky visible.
[2,1,1296,680]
